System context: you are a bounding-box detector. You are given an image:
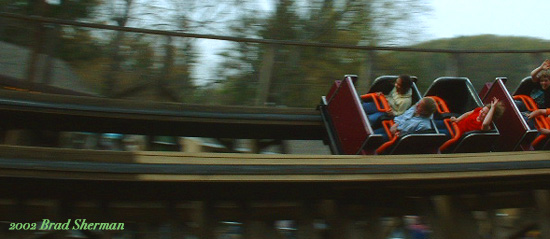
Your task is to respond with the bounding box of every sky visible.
[426,0,550,41]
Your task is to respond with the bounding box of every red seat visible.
[425,77,500,153]
[513,95,549,149]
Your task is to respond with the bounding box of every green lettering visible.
[53,223,61,230]
[72,219,81,230]
[82,219,92,230]
[61,219,71,230]
[39,219,51,230]
[81,219,89,230]
[98,223,108,230]
[70,220,124,231]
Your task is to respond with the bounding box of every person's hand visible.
[540,128,550,135]
[376,92,383,96]
[387,109,394,116]
[490,97,499,107]
[390,123,398,134]
[528,109,547,119]
[394,131,401,138]
[449,116,457,122]
[541,59,550,70]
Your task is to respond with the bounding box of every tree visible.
[216,0,430,107]
[94,0,245,101]
[0,0,100,46]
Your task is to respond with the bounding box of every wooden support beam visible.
[197,201,216,239]
[535,190,550,239]
[318,200,354,239]
[361,206,385,239]
[295,201,319,239]
[256,45,276,106]
[431,195,481,239]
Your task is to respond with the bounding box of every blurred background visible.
[1,0,550,108]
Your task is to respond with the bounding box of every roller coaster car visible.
[424,77,500,153]
[478,77,543,151]
[364,76,445,155]
[319,75,445,155]
[320,75,383,155]
[477,77,536,151]
[511,77,550,150]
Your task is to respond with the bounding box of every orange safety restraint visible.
[427,96,462,152]
[514,95,550,147]
[375,120,398,154]
[360,93,396,154]
[360,93,391,113]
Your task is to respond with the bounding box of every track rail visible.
[0,90,325,139]
[0,145,549,201]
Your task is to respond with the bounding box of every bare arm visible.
[482,98,499,131]
[390,123,398,135]
[528,108,550,119]
[531,59,550,82]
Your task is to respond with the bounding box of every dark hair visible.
[397,75,412,94]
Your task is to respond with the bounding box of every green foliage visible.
[0,0,99,18]
[212,0,432,107]
[4,0,549,107]
[58,28,103,63]
[0,0,101,45]
[382,35,550,93]
[216,28,550,107]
